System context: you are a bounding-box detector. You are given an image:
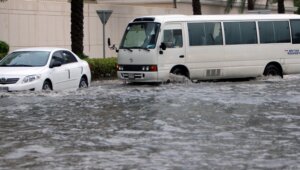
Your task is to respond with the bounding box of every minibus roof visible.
[132,14,300,23]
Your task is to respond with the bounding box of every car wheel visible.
[42,80,52,91]
[79,77,88,88]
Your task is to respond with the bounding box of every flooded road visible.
[0,76,300,169]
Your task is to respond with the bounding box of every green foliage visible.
[77,53,89,59]
[85,57,117,80]
[0,41,9,60]
[295,0,300,14]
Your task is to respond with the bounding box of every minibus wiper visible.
[123,48,133,52]
[140,48,150,52]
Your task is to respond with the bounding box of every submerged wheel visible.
[42,80,52,91]
[172,67,189,79]
[263,64,283,78]
[79,77,88,88]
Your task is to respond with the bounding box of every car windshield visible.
[0,51,50,67]
[120,22,160,49]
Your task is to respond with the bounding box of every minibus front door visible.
[159,23,186,68]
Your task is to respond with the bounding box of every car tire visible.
[79,77,88,88]
[42,80,52,91]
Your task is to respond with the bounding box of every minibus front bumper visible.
[118,71,160,82]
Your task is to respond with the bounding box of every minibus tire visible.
[263,64,283,78]
[172,68,189,79]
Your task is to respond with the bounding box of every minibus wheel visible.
[171,67,190,79]
[263,64,283,78]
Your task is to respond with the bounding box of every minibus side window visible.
[291,20,300,44]
[224,22,257,45]
[188,22,223,46]
[163,29,183,48]
[259,21,290,43]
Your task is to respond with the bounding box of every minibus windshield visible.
[120,22,160,49]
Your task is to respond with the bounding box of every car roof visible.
[14,47,71,52]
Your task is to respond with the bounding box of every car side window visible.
[62,51,78,64]
[51,51,65,65]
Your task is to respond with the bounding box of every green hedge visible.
[0,41,9,60]
[85,57,117,80]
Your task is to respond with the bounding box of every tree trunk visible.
[71,0,84,55]
[192,0,202,15]
[248,0,255,10]
[278,0,285,13]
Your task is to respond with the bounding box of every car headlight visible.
[22,75,41,83]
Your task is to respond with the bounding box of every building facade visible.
[0,0,296,58]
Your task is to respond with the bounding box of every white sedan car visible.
[0,47,91,91]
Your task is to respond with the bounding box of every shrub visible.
[77,53,89,59]
[0,41,9,60]
[85,57,117,80]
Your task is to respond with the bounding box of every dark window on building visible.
[259,21,290,43]
[188,22,223,46]
[224,22,257,45]
[291,20,300,44]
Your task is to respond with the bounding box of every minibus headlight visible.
[22,75,41,83]
[142,66,150,71]
[118,65,124,71]
[142,65,157,72]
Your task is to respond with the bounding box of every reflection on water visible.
[0,77,300,169]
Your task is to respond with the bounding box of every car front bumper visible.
[0,80,43,92]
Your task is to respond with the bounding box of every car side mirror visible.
[50,60,62,68]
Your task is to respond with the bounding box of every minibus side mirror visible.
[108,38,111,46]
[160,42,166,50]
[107,37,119,53]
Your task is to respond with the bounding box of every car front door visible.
[61,50,82,88]
[49,51,71,90]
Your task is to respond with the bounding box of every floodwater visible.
[0,76,300,170]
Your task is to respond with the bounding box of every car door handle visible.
[179,55,184,58]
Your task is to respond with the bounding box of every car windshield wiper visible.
[7,64,33,67]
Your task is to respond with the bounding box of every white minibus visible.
[114,14,300,82]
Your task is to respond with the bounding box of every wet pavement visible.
[0,76,300,169]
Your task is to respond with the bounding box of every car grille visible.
[0,78,19,84]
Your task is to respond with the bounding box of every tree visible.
[71,0,84,56]
[225,0,255,13]
[192,0,202,15]
[248,0,255,10]
[295,0,300,14]
[277,0,285,13]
